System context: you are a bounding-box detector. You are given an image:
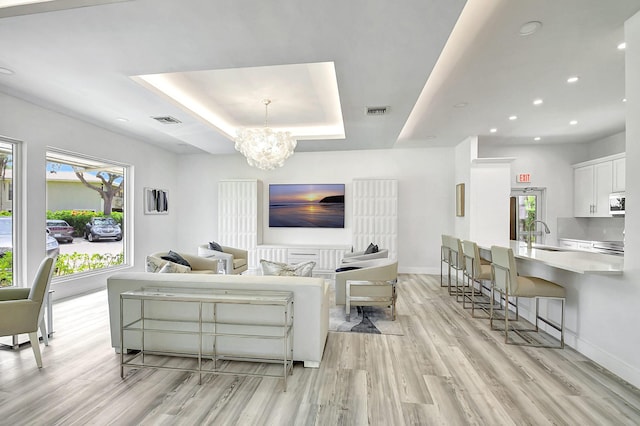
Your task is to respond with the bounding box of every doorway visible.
[510,188,547,244]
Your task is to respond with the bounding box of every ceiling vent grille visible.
[365,106,389,116]
[152,116,182,124]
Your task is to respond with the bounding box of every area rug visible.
[327,280,403,335]
[329,305,403,335]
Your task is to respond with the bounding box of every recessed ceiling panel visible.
[132,62,345,142]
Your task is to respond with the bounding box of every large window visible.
[46,151,127,278]
[0,139,16,287]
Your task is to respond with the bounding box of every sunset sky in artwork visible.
[270,184,344,203]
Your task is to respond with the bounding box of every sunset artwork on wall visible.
[269,184,345,228]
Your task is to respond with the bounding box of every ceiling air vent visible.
[152,116,182,124]
[365,106,389,116]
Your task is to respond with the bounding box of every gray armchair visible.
[197,244,248,275]
[0,257,56,368]
[334,258,398,305]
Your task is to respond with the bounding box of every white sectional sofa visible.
[107,272,329,368]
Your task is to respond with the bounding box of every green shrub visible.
[0,250,12,287]
[55,251,124,277]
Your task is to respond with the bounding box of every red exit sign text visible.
[517,173,531,183]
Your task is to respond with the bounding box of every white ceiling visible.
[0,0,639,156]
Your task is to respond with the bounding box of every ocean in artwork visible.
[269,184,345,228]
[269,202,345,228]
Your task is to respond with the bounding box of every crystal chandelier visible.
[234,99,297,170]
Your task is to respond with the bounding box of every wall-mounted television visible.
[269,184,345,228]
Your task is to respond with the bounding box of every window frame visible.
[46,148,132,285]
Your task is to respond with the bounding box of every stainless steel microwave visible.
[609,192,625,215]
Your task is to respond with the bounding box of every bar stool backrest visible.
[441,234,451,263]
[490,246,519,294]
[462,240,480,277]
[444,235,462,268]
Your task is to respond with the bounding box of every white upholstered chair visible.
[149,251,219,274]
[197,244,248,275]
[0,257,56,368]
[334,259,398,305]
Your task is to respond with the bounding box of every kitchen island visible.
[478,240,623,274]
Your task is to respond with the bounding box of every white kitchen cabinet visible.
[613,157,625,192]
[574,165,594,217]
[573,155,620,217]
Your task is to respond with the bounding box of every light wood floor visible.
[1,274,639,425]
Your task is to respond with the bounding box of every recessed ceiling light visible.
[569,120,578,125]
[490,128,497,133]
[425,135,436,140]
[534,137,541,141]
[618,42,626,50]
[519,21,542,36]
[623,98,627,102]
[533,99,543,106]
[454,102,468,108]
[567,76,579,83]
[0,67,14,75]
[116,117,129,122]
[508,115,518,121]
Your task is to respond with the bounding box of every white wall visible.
[174,147,455,274]
[587,131,625,159]
[453,136,475,239]
[479,142,579,244]
[468,161,511,245]
[0,93,179,299]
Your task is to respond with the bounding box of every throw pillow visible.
[208,241,223,252]
[161,250,191,267]
[260,259,316,277]
[145,255,167,273]
[158,261,191,273]
[364,243,379,254]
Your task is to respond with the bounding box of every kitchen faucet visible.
[527,220,551,250]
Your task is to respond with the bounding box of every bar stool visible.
[490,245,566,348]
[461,240,494,318]
[440,235,451,288]
[444,236,471,299]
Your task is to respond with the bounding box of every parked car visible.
[46,229,61,257]
[84,217,122,242]
[46,219,75,243]
[0,217,59,258]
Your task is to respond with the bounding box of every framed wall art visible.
[456,183,465,217]
[144,187,169,215]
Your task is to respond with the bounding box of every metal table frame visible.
[120,287,294,391]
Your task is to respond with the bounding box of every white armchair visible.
[341,248,389,264]
[334,258,398,306]
[197,244,248,275]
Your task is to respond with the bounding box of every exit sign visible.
[517,173,531,183]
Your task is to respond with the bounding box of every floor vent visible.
[365,106,389,116]
[152,116,182,124]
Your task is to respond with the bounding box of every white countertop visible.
[479,241,623,275]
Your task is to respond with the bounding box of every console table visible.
[120,287,294,390]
